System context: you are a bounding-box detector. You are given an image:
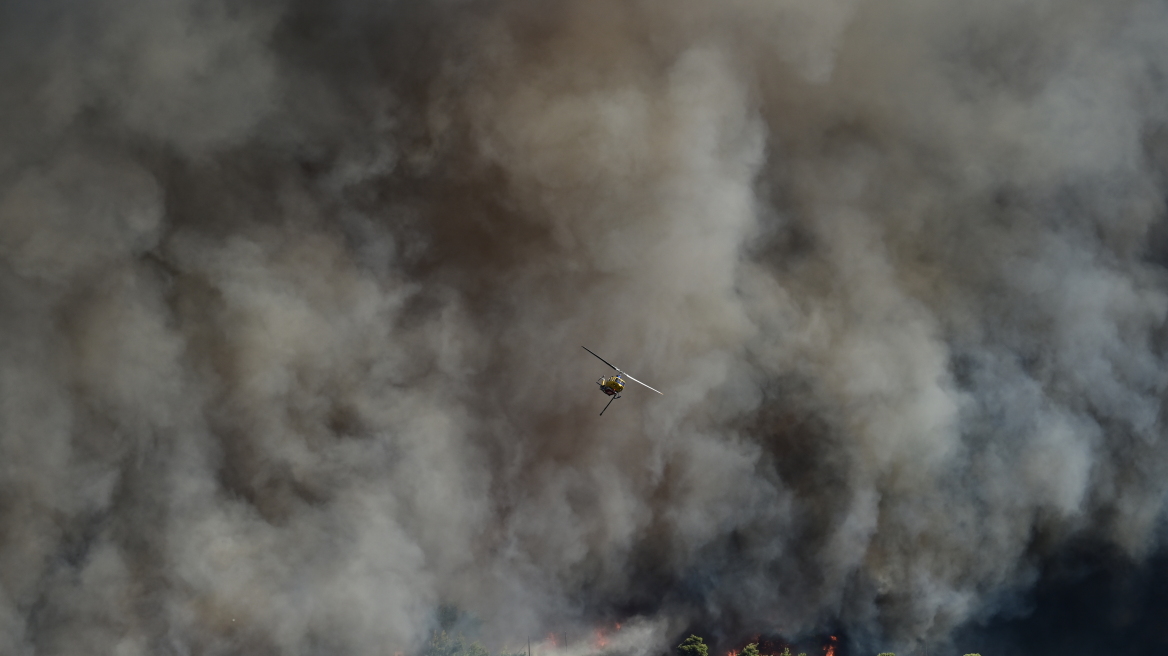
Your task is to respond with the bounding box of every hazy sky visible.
[2,1,1168,655]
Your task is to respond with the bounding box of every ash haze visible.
[2,0,1168,655]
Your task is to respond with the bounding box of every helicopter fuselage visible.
[598,375,625,396]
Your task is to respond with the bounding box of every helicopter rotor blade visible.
[582,346,620,372]
[621,373,663,395]
[600,396,617,416]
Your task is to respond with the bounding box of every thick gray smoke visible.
[3,0,1168,654]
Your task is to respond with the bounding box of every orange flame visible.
[594,629,609,649]
[823,636,838,656]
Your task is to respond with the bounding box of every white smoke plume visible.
[2,0,1168,654]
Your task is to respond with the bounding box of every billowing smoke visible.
[3,0,1168,654]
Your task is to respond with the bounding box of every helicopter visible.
[582,346,663,415]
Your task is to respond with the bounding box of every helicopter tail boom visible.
[600,395,617,416]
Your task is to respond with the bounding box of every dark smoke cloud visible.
[3,0,1168,654]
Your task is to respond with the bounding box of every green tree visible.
[962,654,982,656]
[424,631,489,656]
[876,653,896,656]
[741,644,760,656]
[678,635,709,656]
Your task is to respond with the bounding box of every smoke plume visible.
[3,0,1168,654]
